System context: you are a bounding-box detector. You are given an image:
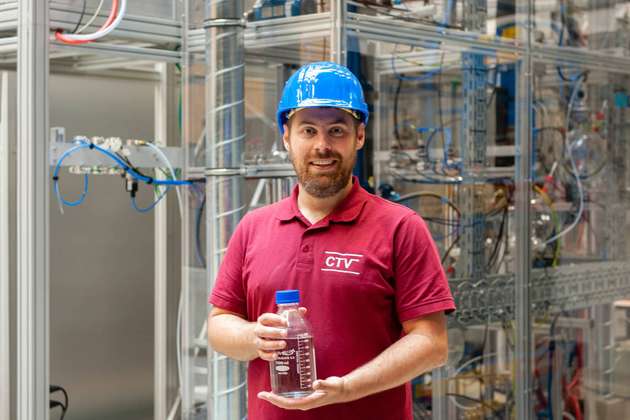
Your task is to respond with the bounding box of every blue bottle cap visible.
[276,290,300,305]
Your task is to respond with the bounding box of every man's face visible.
[283,108,365,198]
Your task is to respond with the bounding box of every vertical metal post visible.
[0,71,10,420]
[330,0,346,65]
[181,1,193,416]
[373,67,382,188]
[17,1,49,420]
[154,62,179,420]
[458,52,488,280]
[431,367,450,419]
[204,1,247,419]
[514,7,534,417]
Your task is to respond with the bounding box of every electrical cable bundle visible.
[55,0,127,45]
[543,75,586,245]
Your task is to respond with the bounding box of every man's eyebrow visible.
[297,118,350,126]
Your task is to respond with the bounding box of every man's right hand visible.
[253,313,288,361]
[252,308,307,361]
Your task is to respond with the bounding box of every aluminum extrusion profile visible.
[17,1,50,419]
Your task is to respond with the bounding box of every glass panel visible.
[355,35,521,417]
[533,0,630,55]
[245,0,329,20]
[530,63,630,419]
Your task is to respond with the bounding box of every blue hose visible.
[53,139,193,211]
[53,143,92,208]
[130,190,167,213]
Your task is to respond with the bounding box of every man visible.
[208,61,455,420]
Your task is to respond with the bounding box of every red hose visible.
[55,0,119,45]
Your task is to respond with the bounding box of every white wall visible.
[8,71,164,420]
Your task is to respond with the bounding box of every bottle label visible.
[275,348,296,374]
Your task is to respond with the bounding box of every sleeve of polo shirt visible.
[208,216,248,318]
[393,213,455,322]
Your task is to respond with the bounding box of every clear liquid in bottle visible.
[269,290,317,397]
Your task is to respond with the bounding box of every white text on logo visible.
[321,251,363,275]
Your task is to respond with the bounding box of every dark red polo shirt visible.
[210,177,455,420]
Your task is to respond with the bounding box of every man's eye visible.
[330,127,345,136]
[303,127,316,136]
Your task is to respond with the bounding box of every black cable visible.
[70,0,88,34]
[50,400,66,420]
[437,52,446,156]
[50,384,69,420]
[115,152,151,179]
[441,235,460,265]
[486,206,508,270]
[393,77,403,148]
[194,196,207,268]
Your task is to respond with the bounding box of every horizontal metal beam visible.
[450,261,630,327]
[245,12,332,50]
[50,140,183,169]
[205,163,296,178]
[51,42,181,63]
[347,12,523,56]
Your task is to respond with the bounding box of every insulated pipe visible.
[205,1,247,419]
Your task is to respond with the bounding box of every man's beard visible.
[289,150,355,198]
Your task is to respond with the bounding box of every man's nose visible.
[313,132,333,153]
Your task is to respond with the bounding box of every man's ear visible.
[282,124,290,151]
[355,123,366,150]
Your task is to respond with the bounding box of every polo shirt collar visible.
[275,176,367,224]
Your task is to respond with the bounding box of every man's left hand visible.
[257,376,352,410]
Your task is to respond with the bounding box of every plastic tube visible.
[55,0,126,44]
[544,77,585,245]
[75,0,107,34]
[142,141,185,217]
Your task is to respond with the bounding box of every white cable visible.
[176,288,183,401]
[166,395,181,420]
[563,412,577,420]
[75,0,106,34]
[448,353,499,411]
[544,76,585,245]
[61,0,126,42]
[453,352,498,377]
[143,142,185,218]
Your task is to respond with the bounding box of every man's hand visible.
[253,308,307,361]
[257,376,351,410]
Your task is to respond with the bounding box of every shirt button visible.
[302,245,310,252]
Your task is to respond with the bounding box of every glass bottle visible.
[269,290,317,398]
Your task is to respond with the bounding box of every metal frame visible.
[0,70,9,420]
[16,1,49,420]
[154,62,180,420]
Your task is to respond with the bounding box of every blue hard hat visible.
[277,61,369,135]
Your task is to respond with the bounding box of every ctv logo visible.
[321,251,363,275]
